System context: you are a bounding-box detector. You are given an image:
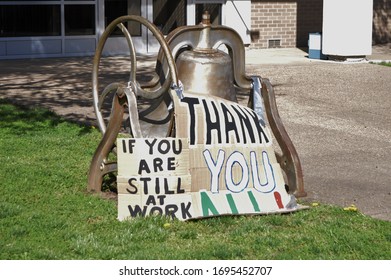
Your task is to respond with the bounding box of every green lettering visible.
[247,190,260,212]
[200,192,219,217]
[226,193,239,214]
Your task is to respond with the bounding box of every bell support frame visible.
[88,14,306,198]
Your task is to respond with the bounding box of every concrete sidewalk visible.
[246,48,312,65]
[1,46,391,221]
[245,43,391,65]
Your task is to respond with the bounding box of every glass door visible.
[100,0,187,54]
[147,0,186,52]
[195,2,222,25]
[186,0,224,25]
[102,0,146,55]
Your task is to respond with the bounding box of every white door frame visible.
[186,0,227,25]
[145,0,159,53]
[187,0,251,45]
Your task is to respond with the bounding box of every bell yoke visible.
[87,12,306,201]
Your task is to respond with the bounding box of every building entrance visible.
[0,0,249,59]
[102,0,187,54]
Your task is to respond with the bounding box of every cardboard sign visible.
[117,93,300,221]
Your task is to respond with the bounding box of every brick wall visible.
[250,1,297,48]
[250,0,323,48]
[373,0,391,44]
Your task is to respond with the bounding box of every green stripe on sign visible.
[247,190,260,212]
[226,193,238,214]
[201,192,219,216]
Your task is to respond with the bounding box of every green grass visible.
[372,61,391,67]
[1,99,390,260]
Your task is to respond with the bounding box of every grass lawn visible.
[0,99,390,260]
[372,61,391,67]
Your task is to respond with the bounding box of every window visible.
[65,5,95,35]
[0,5,61,37]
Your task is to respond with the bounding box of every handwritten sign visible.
[117,93,301,221]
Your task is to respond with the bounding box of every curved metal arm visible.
[89,15,180,192]
[259,78,306,197]
[88,93,125,192]
[117,23,137,83]
[92,15,179,134]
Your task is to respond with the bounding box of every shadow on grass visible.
[0,55,158,127]
[0,98,94,136]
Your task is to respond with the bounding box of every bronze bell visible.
[175,12,237,102]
